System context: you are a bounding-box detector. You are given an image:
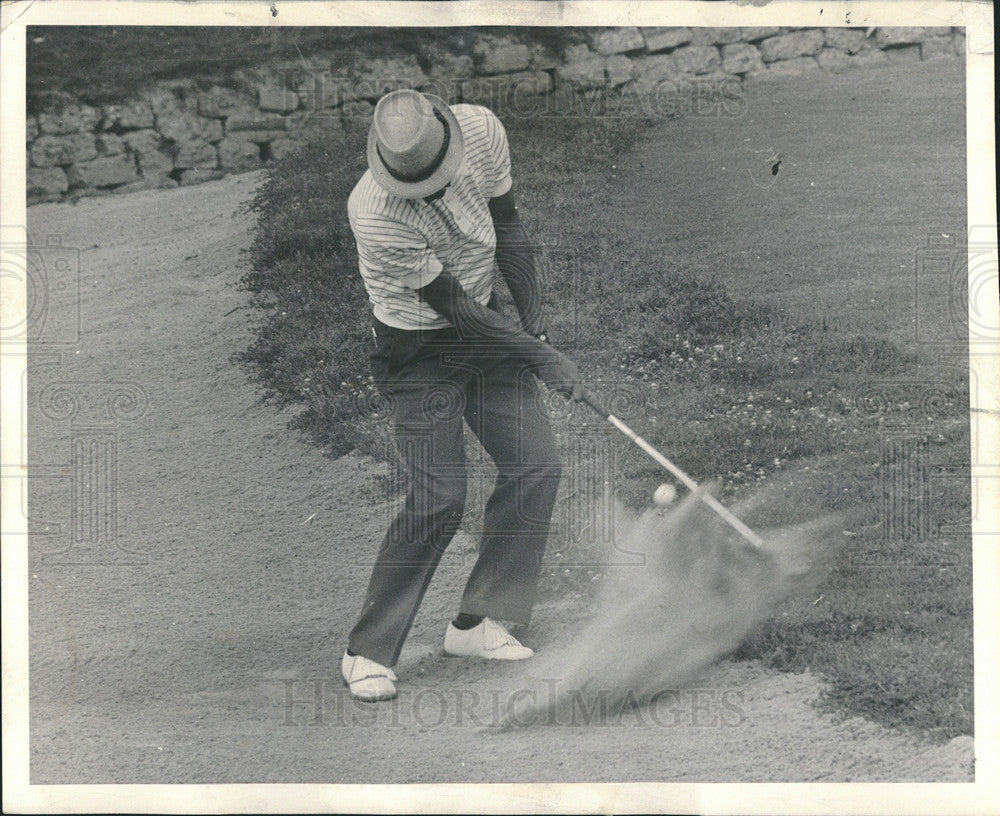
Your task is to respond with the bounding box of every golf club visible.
[580,390,766,550]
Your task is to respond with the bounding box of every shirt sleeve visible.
[483,109,512,198]
[349,207,443,291]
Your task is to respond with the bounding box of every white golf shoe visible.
[443,617,534,660]
[341,652,398,702]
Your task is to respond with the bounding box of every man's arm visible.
[417,269,582,398]
[488,191,545,338]
[417,269,542,353]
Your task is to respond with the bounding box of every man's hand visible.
[535,349,586,401]
[417,270,586,400]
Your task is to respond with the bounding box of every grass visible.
[235,62,971,740]
[25,26,586,112]
[25,27,446,108]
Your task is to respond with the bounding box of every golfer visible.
[342,89,583,701]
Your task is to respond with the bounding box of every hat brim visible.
[367,94,465,199]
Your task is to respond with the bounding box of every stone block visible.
[217,137,263,171]
[284,57,335,95]
[816,48,852,72]
[144,87,188,120]
[759,30,825,62]
[226,115,291,133]
[231,66,276,97]
[475,41,531,74]
[121,129,162,154]
[101,99,155,130]
[258,86,299,114]
[27,116,38,142]
[851,49,890,67]
[920,36,956,60]
[592,27,645,56]
[289,68,318,96]
[823,27,872,52]
[27,166,69,198]
[529,42,561,71]
[673,44,721,75]
[198,86,254,118]
[816,46,890,72]
[759,56,821,78]
[204,118,224,142]
[641,28,692,53]
[885,44,922,63]
[605,55,636,87]
[430,53,475,78]
[631,53,681,93]
[741,27,782,42]
[158,108,223,144]
[268,137,300,162]
[460,71,553,106]
[564,43,594,63]
[352,56,431,96]
[135,149,173,183]
[173,138,218,170]
[557,56,610,89]
[179,168,226,186]
[721,43,764,75]
[37,101,100,135]
[30,133,98,167]
[953,32,966,55]
[691,28,744,46]
[96,133,125,156]
[70,154,138,188]
[873,27,952,47]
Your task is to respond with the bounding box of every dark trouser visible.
[348,317,562,667]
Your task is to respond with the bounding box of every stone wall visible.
[27,26,965,204]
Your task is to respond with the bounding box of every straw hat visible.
[367,90,465,199]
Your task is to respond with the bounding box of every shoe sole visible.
[442,648,534,660]
[342,677,398,702]
[350,692,398,702]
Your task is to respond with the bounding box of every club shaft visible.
[604,413,698,490]
[588,396,764,548]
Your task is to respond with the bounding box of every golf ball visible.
[653,483,677,506]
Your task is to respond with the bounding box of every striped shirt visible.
[348,104,513,330]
